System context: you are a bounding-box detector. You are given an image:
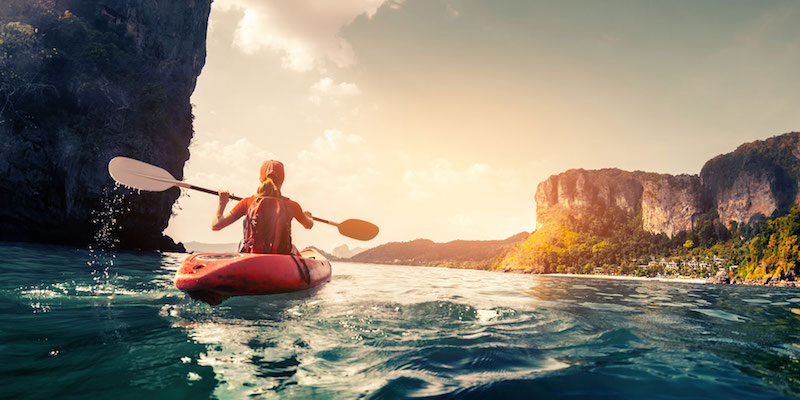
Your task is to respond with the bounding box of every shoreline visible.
[341,260,799,287]
[543,273,709,284]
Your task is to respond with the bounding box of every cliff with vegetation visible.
[0,0,212,250]
[497,132,800,283]
[348,232,530,268]
[700,133,800,226]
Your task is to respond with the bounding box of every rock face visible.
[640,173,709,237]
[535,169,643,221]
[700,133,800,226]
[536,132,800,237]
[0,0,212,250]
[713,269,731,284]
[536,169,707,237]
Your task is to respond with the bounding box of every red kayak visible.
[175,248,332,305]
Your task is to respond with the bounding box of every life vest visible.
[239,196,293,254]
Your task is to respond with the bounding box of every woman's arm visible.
[291,201,314,229]
[211,191,243,231]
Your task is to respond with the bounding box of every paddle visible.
[107,156,379,241]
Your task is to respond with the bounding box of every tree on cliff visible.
[0,21,56,120]
[494,205,673,273]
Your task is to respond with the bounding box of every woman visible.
[211,160,313,254]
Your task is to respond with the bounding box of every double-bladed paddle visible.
[107,156,379,241]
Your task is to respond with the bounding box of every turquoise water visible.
[2,242,800,399]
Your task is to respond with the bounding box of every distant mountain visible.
[306,246,340,261]
[332,244,370,259]
[349,232,530,267]
[183,241,238,253]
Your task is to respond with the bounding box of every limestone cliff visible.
[700,133,800,226]
[0,0,212,250]
[536,169,707,237]
[535,169,643,222]
[534,132,800,237]
[639,173,709,237]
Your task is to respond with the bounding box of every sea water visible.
[1,242,799,399]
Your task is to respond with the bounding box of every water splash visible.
[86,184,132,293]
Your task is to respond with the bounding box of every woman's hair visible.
[256,178,280,198]
[260,160,285,188]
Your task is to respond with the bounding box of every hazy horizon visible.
[165,0,800,252]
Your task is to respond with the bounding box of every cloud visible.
[297,129,367,163]
[187,138,277,193]
[309,77,361,104]
[212,0,403,71]
[402,158,497,201]
[291,129,377,205]
[190,138,276,173]
[191,137,275,165]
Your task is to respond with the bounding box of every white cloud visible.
[186,137,278,194]
[212,0,403,71]
[191,138,274,165]
[402,158,499,201]
[298,129,366,162]
[290,129,376,204]
[309,77,361,104]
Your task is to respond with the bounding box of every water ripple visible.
[1,245,799,399]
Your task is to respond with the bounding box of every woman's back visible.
[241,197,294,254]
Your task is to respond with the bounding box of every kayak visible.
[175,248,332,305]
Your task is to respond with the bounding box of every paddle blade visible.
[337,219,379,241]
[108,156,180,192]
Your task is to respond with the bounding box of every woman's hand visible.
[301,210,314,229]
[218,190,230,206]
[212,191,234,231]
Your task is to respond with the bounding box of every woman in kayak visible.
[212,160,314,254]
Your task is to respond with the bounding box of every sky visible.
[164,0,800,252]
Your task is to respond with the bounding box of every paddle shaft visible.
[188,184,244,201]
[189,184,339,226]
[311,216,338,226]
